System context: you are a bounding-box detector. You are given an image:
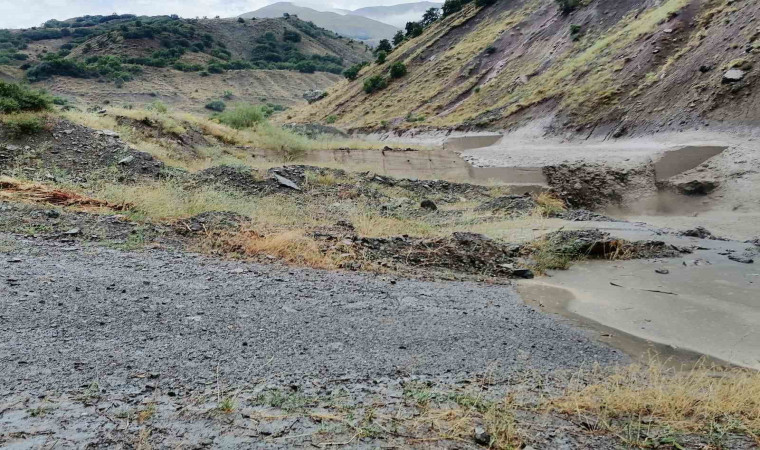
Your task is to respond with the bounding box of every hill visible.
[350,2,443,28]
[0,14,372,111]
[291,0,759,137]
[240,2,399,45]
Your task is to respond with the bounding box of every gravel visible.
[0,233,625,395]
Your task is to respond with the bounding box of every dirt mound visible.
[367,173,491,201]
[0,118,164,181]
[344,232,528,278]
[539,230,685,260]
[543,163,656,210]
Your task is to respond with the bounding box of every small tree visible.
[237,17,245,23]
[393,30,405,46]
[376,39,393,54]
[422,8,441,26]
[442,0,462,16]
[405,21,424,38]
[375,51,387,64]
[389,61,407,78]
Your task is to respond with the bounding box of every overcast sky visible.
[0,0,422,29]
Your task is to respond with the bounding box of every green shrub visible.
[389,61,407,78]
[325,115,337,124]
[376,51,387,65]
[0,81,52,113]
[216,104,267,129]
[1,113,46,137]
[148,100,168,113]
[283,30,301,43]
[205,100,226,112]
[556,0,580,13]
[475,0,496,7]
[343,61,368,81]
[363,75,388,94]
[570,24,583,41]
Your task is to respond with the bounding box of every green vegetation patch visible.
[0,81,52,113]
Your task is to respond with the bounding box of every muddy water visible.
[519,221,760,370]
[252,147,548,187]
[654,145,726,180]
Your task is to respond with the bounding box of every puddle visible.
[654,145,726,180]
[443,134,503,152]
[252,147,548,187]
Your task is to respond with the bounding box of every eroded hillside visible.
[292,0,758,136]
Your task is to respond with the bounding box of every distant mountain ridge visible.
[240,2,398,45]
[349,2,442,28]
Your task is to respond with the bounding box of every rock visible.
[728,255,754,264]
[420,199,437,211]
[63,228,81,236]
[680,226,713,239]
[699,65,712,73]
[118,155,135,165]
[45,210,60,218]
[512,268,535,279]
[655,269,670,275]
[101,130,119,137]
[272,173,301,191]
[473,426,491,446]
[723,69,746,83]
[303,90,327,104]
[674,179,719,196]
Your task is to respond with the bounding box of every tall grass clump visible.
[216,104,267,129]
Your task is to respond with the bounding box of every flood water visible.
[252,146,548,187]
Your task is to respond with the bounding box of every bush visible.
[343,61,369,80]
[375,51,387,65]
[0,81,52,113]
[389,61,407,78]
[205,100,226,112]
[216,104,267,129]
[237,17,245,24]
[296,60,316,73]
[556,0,580,13]
[475,0,496,6]
[283,30,301,43]
[1,113,46,137]
[363,75,387,94]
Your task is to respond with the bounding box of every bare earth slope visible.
[293,0,759,136]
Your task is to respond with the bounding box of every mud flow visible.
[251,146,548,188]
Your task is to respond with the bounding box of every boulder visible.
[723,69,746,83]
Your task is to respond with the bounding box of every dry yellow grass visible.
[205,229,339,269]
[553,360,760,441]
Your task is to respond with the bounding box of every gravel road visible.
[0,233,628,448]
[1,233,624,393]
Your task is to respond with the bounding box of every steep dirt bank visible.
[292,0,759,136]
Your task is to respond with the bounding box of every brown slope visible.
[290,0,759,136]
